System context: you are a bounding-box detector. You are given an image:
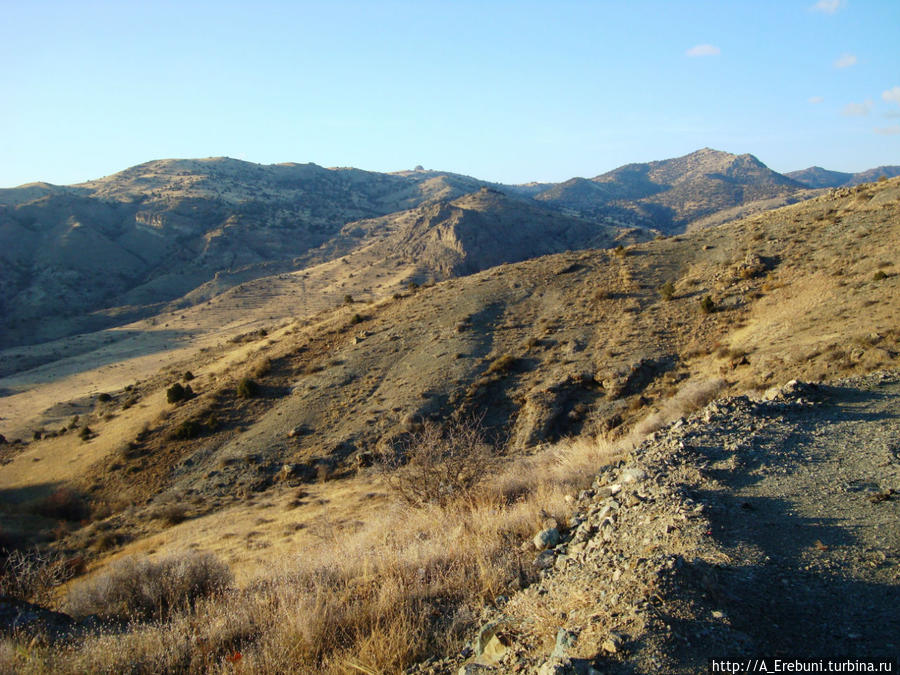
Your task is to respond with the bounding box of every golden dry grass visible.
[2,434,622,674]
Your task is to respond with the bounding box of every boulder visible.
[533,527,560,550]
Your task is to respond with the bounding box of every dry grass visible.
[8,432,623,674]
[632,377,727,437]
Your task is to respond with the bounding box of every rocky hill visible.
[426,373,900,673]
[787,165,900,188]
[1,149,839,350]
[0,172,897,673]
[534,148,814,232]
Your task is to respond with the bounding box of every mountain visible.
[784,166,854,188]
[360,187,635,278]
[534,148,809,232]
[846,165,900,185]
[787,164,900,188]
[0,164,898,673]
[0,149,830,349]
[0,176,897,673]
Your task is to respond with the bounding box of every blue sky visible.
[1,0,898,187]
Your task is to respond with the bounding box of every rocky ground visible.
[415,370,900,674]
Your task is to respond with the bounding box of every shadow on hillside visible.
[0,328,190,386]
[652,386,898,670]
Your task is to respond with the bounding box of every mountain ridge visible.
[1,148,885,350]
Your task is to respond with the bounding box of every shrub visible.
[658,281,675,301]
[182,371,195,382]
[166,383,194,404]
[34,487,90,522]
[343,294,354,304]
[79,426,92,441]
[486,354,518,375]
[349,313,363,325]
[64,551,232,621]
[170,419,202,441]
[376,417,492,506]
[253,357,272,377]
[0,547,79,606]
[699,295,716,314]
[236,377,259,399]
[873,270,887,281]
[97,393,112,403]
[613,244,627,257]
[154,502,189,526]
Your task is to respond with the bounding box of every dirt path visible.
[441,371,900,674]
[689,373,900,663]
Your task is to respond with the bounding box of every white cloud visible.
[883,86,900,105]
[842,100,873,116]
[834,53,857,68]
[812,0,845,14]
[808,96,824,104]
[686,44,721,57]
[874,126,900,135]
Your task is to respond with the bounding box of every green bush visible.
[166,383,194,404]
[97,393,112,403]
[873,270,887,281]
[236,377,259,399]
[170,419,202,440]
[658,281,675,301]
[699,296,716,314]
[182,371,195,382]
[486,354,518,375]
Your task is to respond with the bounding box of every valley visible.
[0,154,898,674]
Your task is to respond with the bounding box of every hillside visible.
[787,165,900,188]
[534,148,815,232]
[1,149,841,350]
[0,174,897,672]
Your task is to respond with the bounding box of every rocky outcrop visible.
[413,370,900,674]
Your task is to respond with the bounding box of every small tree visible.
[376,417,492,506]
[236,377,259,399]
[166,383,194,404]
[658,281,675,301]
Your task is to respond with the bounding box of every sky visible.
[1,0,898,187]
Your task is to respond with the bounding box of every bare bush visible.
[633,378,727,436]
[377,417,493,506]
[65,551,232,621]
[33,487,90,522]
[0,547,79,606]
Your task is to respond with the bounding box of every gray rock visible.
[601,631,626,654]
[534,527,561,550]
[551,628,578,658]
[534,550,556,569]
[621,467,646,484]
[538,658,573,675]
[0,596,76,639]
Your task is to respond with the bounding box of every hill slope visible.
[0,175,897,673]
[535,148,812,232]
[787,164,900,188]
[1,149,835,349]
